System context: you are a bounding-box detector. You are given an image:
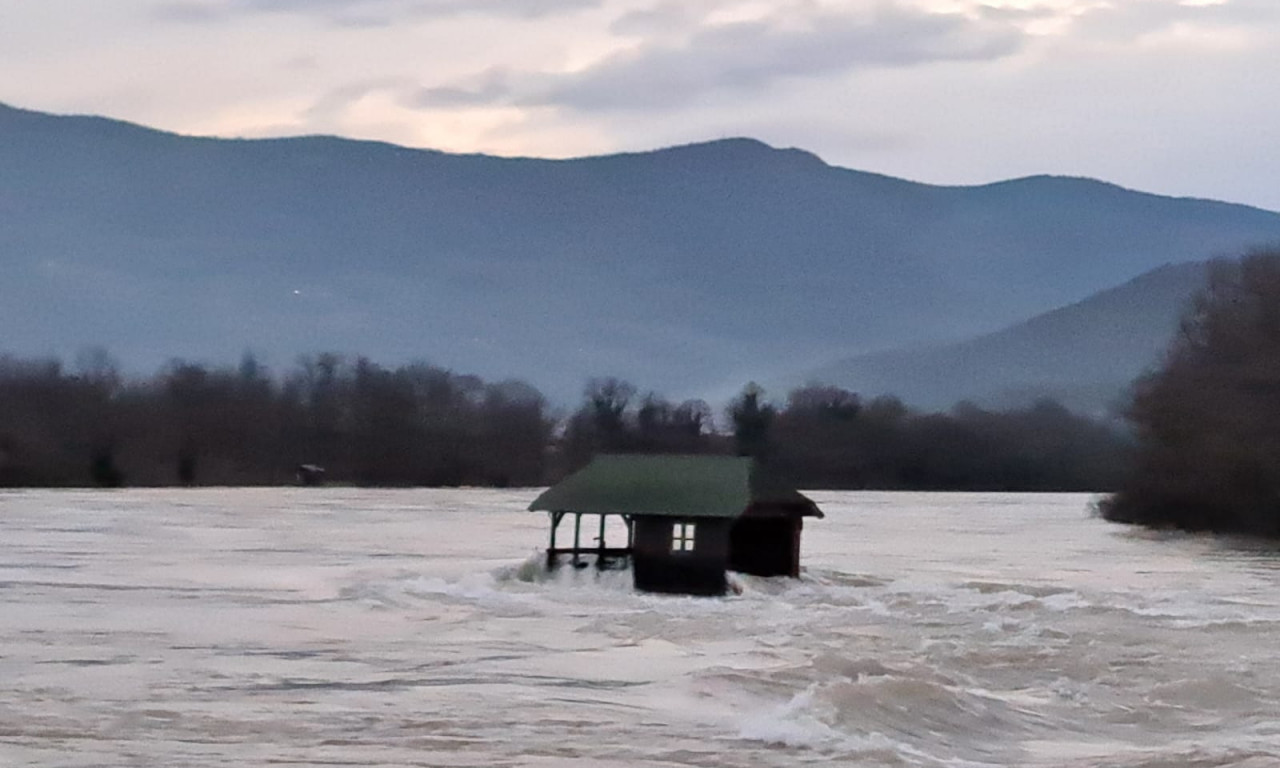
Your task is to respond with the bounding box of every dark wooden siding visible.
[729,517,801,577]
[632,516,731,596]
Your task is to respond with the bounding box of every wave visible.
[724,658,1045,766]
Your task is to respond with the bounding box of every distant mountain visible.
[3,102,1279,402]
[805,262,1211,416]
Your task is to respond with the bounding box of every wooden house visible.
[528,454,824,596]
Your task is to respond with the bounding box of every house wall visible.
[632,516,730,596]
[729,517,802,577]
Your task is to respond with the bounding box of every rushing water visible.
[3,488,1280,767]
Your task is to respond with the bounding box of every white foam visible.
[738,685,853,749]
[736,682,952,762]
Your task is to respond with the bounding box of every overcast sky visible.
[3,0,1277,209]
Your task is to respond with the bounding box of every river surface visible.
[3,489,1280,767]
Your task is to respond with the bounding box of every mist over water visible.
[3,489,1280,767]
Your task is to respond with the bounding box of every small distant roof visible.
[528,454,822,519]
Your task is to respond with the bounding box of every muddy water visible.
[2,488,1279,767]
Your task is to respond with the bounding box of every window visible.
[671,522,696,552]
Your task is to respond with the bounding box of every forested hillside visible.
[5,102,1280,403]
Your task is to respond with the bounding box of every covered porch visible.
[544,510,634,570]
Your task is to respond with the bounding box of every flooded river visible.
[3,488,1279,767]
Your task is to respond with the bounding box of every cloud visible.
[151,2,225,22]
[303,78,417,123]
[608,2,707,37]
[405,0,1280,114]
[413,70,515,108]
[152,0,603,25]
[413,4,1028,112]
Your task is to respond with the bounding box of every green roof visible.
[528,454,822,519]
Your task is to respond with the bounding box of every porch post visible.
[547,511,562,570]
[791,518,803,578]
[572,513,582,567]
[596,513,608,569]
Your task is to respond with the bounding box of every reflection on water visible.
[2,488,1280,767]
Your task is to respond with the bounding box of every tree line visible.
[564,379,1129,491]
[9,250,1275,536]
[0,353,553,488]
[0,354,1131,490]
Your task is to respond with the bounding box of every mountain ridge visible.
[3,102,1279,403]
[805,261,1212,415]
[4,99,1279,212]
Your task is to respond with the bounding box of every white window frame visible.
[671,521,697,553]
